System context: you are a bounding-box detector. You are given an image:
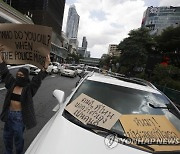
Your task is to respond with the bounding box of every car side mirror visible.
[53,89,65,105]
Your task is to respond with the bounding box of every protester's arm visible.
[29,55,50,96]
[0,45,15,89]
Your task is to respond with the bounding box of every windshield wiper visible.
[64,111,154,152]
[149,103,180,119]
[86,124,155,152]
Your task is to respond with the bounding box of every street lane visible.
[0,74,79,153]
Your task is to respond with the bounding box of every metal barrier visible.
[155,84,180,108]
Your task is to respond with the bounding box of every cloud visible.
[159,0,180,6]
[63,0,180,58]
[63,0,146,58]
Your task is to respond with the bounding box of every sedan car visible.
[26,72,180,154]
[61,66,77,77]
[52,62,61,73]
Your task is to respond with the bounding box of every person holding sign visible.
[0,45,50,154]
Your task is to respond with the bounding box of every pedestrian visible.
[0,45,50,154]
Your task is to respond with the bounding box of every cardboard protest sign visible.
[0,24,52,69]
[120,115,180,152]
[65,93,121,130]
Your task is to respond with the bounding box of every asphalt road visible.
[0,74,79,153]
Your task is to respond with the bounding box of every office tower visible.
[85,51,91,58]
[82,36,87,49]
[142,6,180,35]
[66,5,80,39]
[108,44,121,57]
[78,36,89,57]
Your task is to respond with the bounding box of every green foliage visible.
[134,72,148,80]
[118,66,129,74]
[155,26,180,53]
[118,28,156,74]
[118,28,155,53]
[99,55,111,68]
[100,26,180,91]
[151,64,180,90]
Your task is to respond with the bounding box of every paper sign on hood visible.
[65,93,121,130]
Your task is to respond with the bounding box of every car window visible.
[66,80,180,132]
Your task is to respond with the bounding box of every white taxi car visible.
[25,73,180,154]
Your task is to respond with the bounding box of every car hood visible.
[26,113,148,154]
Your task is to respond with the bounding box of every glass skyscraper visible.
[66,5,80,39]
[142,6,180,35]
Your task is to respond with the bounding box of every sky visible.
[62,0,180,58]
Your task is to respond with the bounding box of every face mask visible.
[15,76,29,87]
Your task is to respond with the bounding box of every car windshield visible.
[64,80,180,133]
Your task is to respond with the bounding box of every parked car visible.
[26,72,180,154]
[61,66,77,77]
[51,62,59,73]
[45,62,57,74]
[76,66,83,75]
[0,64,30,83]
[9,64,30,77]
[27,64,41,75]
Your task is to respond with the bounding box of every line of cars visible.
[0,62,84,82]
[28,62,60,75]
[29,62,84,78]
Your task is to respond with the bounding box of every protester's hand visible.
[44,54,51,70]
[0,45,4,63]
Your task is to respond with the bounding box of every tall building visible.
[69,38,79,54]
[142,6,180,35]
[77,47,86,57]
[108,44,121,57]
[85,51,91,58]
[66,5,80,39]
[82,36,88,49]
[77,36,89,57]
[3,0,65,35]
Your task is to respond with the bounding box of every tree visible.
[155,26,180,54]
[117,28,156,75]
[100,54,120,71]
[99,55,111,70]
[151,64,180,90]
[155,26,180,67]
